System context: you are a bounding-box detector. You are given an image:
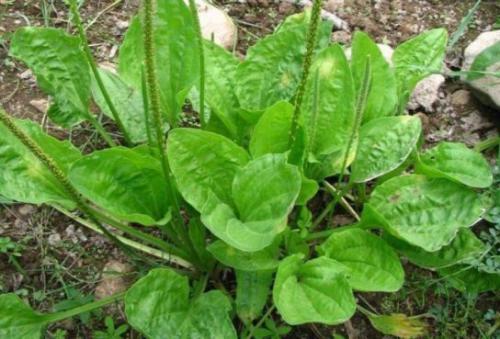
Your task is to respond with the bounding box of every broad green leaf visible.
[438,265,500,293]
[351,116,421,183]
[125,268,236,339]
[297,174,319,205]
[351,31,398,122]
[167,128,250,213]
[249,104,318,205]
[249,101,293,158]
[318,229,404,292]
[236,12,332,113]
[0,119,81,209]
[364,312,428,338]
[207,240,280,271]
[467,42,500,81]
[10,27,91,127]
[384,228,486,269]
[119,0,198,125]
[273,255,356,325]
[168,129,301,252]
[91,68,149,144]
[203,40,244,140]
[416,142,493,188]
[0,294,46,339]
[202,154,301,251]
[69,147,170,226]
[362,175,485,252]
[302,44,356,179]
[236,270,273,324]
[393,28,448,109]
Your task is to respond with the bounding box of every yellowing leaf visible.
[365,312,428,338]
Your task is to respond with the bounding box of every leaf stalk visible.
[42,291,126,323]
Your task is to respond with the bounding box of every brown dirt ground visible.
[0,0,499,338]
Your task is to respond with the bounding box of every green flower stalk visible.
[142,0,200,267]
[68,0,132,146]
[188,0,207,128]
[288,0,324,148]
[338,57,372,185]
[0,106,135,259]
[313,57,372,229]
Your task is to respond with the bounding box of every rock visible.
[463,31,500,110]
[29,99,49,113]
[115,19,129,31]
[64,224,88,244]
[408,74,446,112]
[324,0,344,13]
[194,0,237,50]
[95,260,133,300]
[47,233,62,246]
[332,30,351,45]
[344,43,394,65]
[463,31,500,71]
[468,62,500,111]
[451,89,473,108]
[460,110,494,133]
[18,204,35,216]
[17,69,32,80]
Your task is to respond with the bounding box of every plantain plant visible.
[0,0,497,338]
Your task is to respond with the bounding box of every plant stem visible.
[142,0,198,264]
[8,256,28,277]
[474,136,499,152]
[323,181,360,221]
[53,205,192,268]
[288,0,323,148]
[69,0,132,146]
[87,206,191,261]
[0,106,136,260]
[306,223,361,241]
[43,291,126,323]
[84,109,117,147]
[188,0,206,128]
[246,305,276,339]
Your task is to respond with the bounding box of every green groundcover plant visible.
[0,0,497,338]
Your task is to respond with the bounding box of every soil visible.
[0,0,499,338]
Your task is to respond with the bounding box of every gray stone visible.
[463,30,500,110]
[95,260,133,300]
[468,62,500,111]
[191,0,237,50]
[408,74,446,112]
[463,30,500,71]
[450,89,473,108]
[332,30,351,45]
[29,99,49,113]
